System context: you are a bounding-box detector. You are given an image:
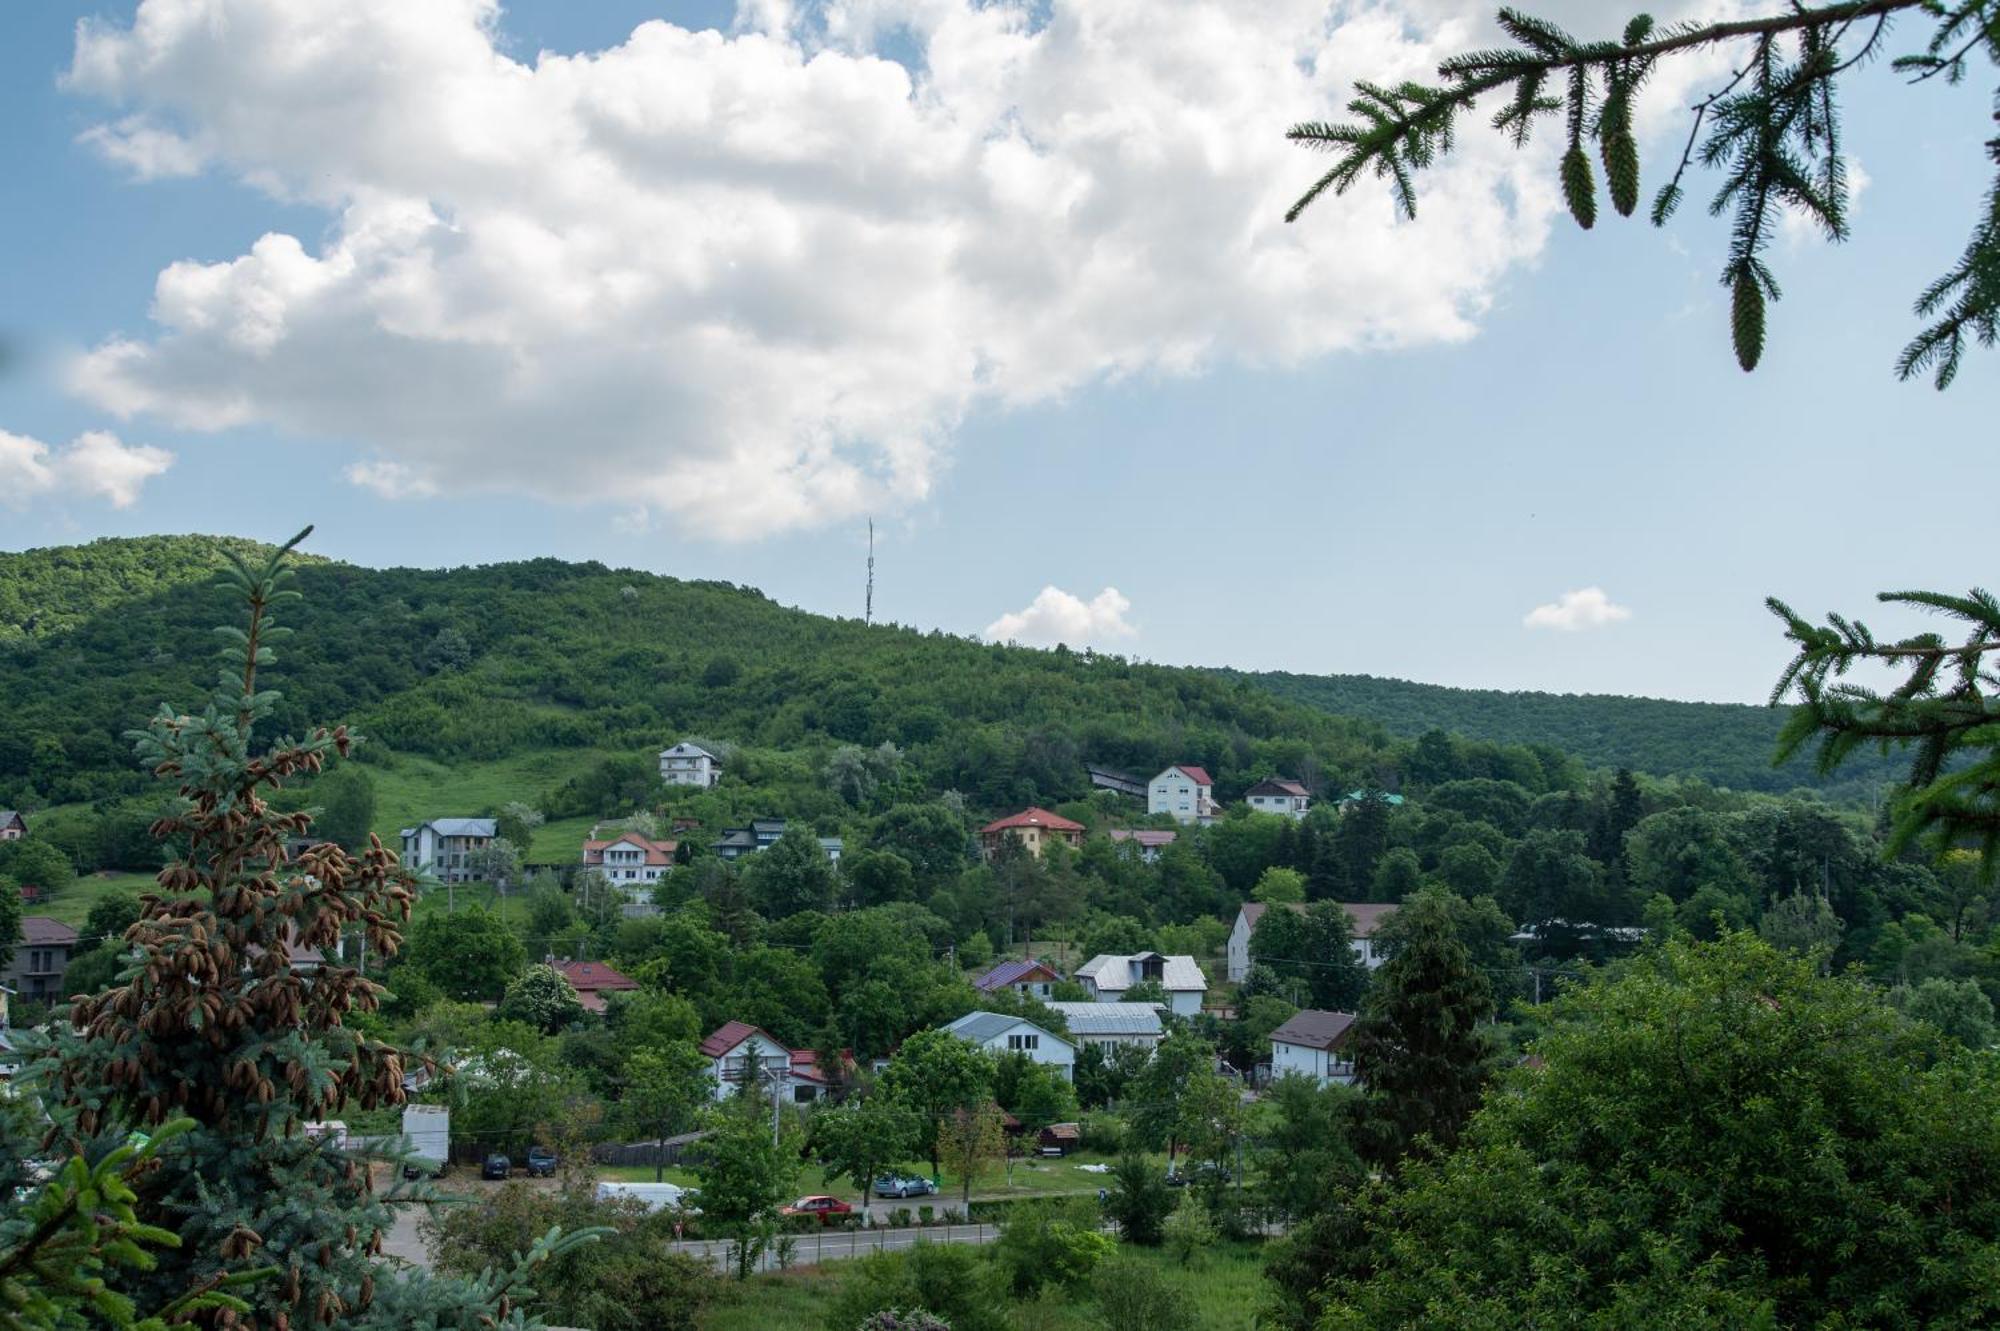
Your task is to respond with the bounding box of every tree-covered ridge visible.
[0,535,1411,810]
[1233,667,1905,798]
[0,534,321,645]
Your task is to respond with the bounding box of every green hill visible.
[1228,669,1903,799]
[0,535,1894,825]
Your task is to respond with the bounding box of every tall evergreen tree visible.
[28,530,584,1328]
[1349,887,1495,1164]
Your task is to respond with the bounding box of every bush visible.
[823,1243,1007,1331]
[992,1198,1117,1294]
[1078,1111,1127,1155]
[1102,1153,1173,1247]
[1162,1197,1216,1267]
[858,1314,951,1331]
[1093,1255,1195,1331]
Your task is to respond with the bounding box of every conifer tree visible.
[26,529,586,1329]
[1348,887,1496,1164]
[1287,3,2000,385]
[1769,586,2000,877]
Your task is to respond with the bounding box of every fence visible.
[592,1132,707,1169]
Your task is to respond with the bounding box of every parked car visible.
[1166,1161,1231,1187]
[401,1157,447,1181]
[873,1174,939,1199]
[481,1153,512,1181]
[780,1195,854,1225]
[525,1146,558,1177]
[596,1181,697,1214]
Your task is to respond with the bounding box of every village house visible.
[698,1021,829,1102]
[1045,1001,1165,1050]
[1107,828,1177,864]
[2,917,78,1002]
[978,808,1085,860]
[714,818,842,863]
[1268,1008,1359,1086]
[1227,901,1400,982]
[0,811,24,840]
[1244,778,1312,819]
[1148,765,1219,825]
[973,958,1063,999]
[549,958,640,1014]
[581,830,679,887]
[943,1011,1076,1081]
[657,741,724,788]
[1074,952,1207,1016]
[399,818,498,884]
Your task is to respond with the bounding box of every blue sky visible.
[2,0,1993,704]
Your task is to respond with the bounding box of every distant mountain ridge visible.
[1227,668,1901,798]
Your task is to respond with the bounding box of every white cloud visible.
[985,586,1135,647]
[0,427,173,508]
[344,457,439,499]
[1524,587,1633,632]
[60,0,1727,536]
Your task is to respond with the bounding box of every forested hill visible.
[0,534,1890,812]
[1230,669,1903,799]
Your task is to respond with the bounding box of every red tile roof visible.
[551,959,638,993]
[699,1019,768,1057]
[1164,765,1214,788]
[1238,901,1397,938]
[581,835,679,866]
[980,807,1085,835]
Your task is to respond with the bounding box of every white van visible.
[595,1181,694,1213]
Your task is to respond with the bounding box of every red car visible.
[780,1195,853,1225]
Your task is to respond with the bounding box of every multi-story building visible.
[1148,765,1218,825]
[978,808,1084,860]
[399,818,499,884]
[657,742,724,788]
[1244,777,1311,819]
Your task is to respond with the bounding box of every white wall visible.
[1227,911,1252,982]
[1270,1040,1355,1086]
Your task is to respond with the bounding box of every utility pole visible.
[864,519,875,625]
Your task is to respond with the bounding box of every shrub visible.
[1078,1111,1127,1154]
[858,1313,951,1331]
[1093,1255,1195,1331]
[1163,1197,1217,1267]
[993,1198,1117,1294]
[823,1243,1007,1331]
[1102,1153,1173,1247]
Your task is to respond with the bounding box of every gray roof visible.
[421,818,497,838]
[944,1011,1072,1050]
[659,742,719,760]
[19,917,78,947]
[0,811,22,828]
[1075,953,1207,993]
[1269,1008,1357,1051]
[1045,1002,1164,1037]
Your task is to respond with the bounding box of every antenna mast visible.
[865,519,875,625]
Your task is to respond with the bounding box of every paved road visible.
[670,1221,1001,1273]
[382,1203,999,1274]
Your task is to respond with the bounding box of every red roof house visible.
[549,958,639,1014]
[979,808,1085,860]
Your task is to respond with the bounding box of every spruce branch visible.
[1286,1,2000,384]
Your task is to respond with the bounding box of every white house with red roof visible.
[549,958,640,1014]
[978,808,1084,860]
[1245,778,1312,819]
[1107,828,1177,863]
[698,1021,830,1103]
[581,830,678,888]
[1149,765,1218,825]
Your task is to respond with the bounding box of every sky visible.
[1,0,1993,705]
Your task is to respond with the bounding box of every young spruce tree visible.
[29,529,586,1329]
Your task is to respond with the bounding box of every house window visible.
[1008,1033,1039,1051]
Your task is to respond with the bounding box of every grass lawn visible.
[697,1239,1271,1331]
[359,747,619,858]
[32,870,160,927]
